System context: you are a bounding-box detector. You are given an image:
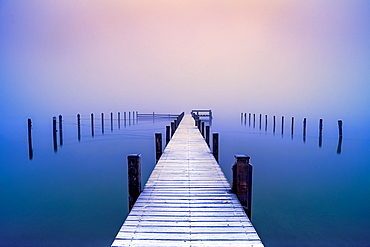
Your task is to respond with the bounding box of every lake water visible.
[0,112,369,246]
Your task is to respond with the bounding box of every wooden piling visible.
[128,154,141,212]
[53,117,57,152]
[155,133,162,163]
[77,114,81,141]
[281,116,284,134]
[111,112,113,132]
[319,119,323,147]
[259,114,262,130]
[253,114,255,128]
[201,122,205,137]
[171,122,175,137]
[101,113,104,134]
[338,120,343,138]
[232,154,253,220]
[206,126,210,146]
[118,112,121,129]
[166,126,170,146]
[291,117,294,137]
[27,118,33,160]
[91,113,94,137]
[59,115,63,146]
[303,118,307,142]
[273,115,276,133]
[248,113,251,126]
[212,133,219,163]
[265,115,267,131]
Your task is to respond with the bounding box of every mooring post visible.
[124,112,127,127]
[291,117,294,137]
[53,117,57,152]
[206,126,210,146]
[91,113,94,137]
[101,113,104,134]
[129,111,131,123]
[155,133,162,163]
[201,122,205,137]
[303,118,307,142]
[232,154,253,220]
[166,126,170,145]
[118,112,121,129]
[58,115,63,146]
[248,113,251,126]
[281,116,284,135]
[212,133,219,162]
[27,118,33,160]
[338,120,343,138]
[319,119,323,147]
[244,113,247,125]
[77,114,81,141]
[128,154,141,211]
[111,112,113,132]
[171,122,175,137]
[259,114,262,130]
[253,114,256,128]
[265,115,267,131]
[273,115,276,133]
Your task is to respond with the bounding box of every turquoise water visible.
[0,112,369,246]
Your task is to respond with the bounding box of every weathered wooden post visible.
[101,113,104,134]
[77,114,81,141]
[281,116,284,135]
[27,118,33,160]
[129,111,131,123]
[53,117,57,152]
[206,126,210,146]
[201,122,205,137]
[319,119,323,147]
[171,122,175,137]
[259,114,262,130]
[248,113,251,126]
[59,115,63,146]
[128,154,141,211]
[291,117,294,137]
[118,112,121,129]
[232,154,253,220]
[337,136,343,154]
[265,115,267,131]
[273,115,276,133]
[111,112,113,132]
[124,112,127,127]
[91,113,94,137]
[303,118,307,142]
[253,114,256,128]
[155,133,162,163]
[174,119,177,129]
[212,133,219,162]
[166,126,170,145]
[338,120,343,138]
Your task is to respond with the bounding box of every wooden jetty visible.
[111,114,263,246]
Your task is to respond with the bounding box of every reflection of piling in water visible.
[59,115,63,146]
[212,133,219,163]
[291,117,294,138]
[77,114,81,141]
[101,113,104,134]
[281,116,284,135]
[265,115,267,132]
[53,117,57,152]
[91,113,94,137]
[259,114,262,130]
[155,133,162,163]
[273,116,276,133]
[303,118,307,142]
[319,119,323,147]
[28,118,33,160]
[118,112,121,129]
[166,126,170,146]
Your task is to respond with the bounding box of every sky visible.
[1,0,369,121]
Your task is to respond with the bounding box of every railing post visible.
[212,133,219,162]
[232,154,253,220]
[155,133,162,163]
[27,118,33,160]
[205,126,210,146]
[128,154,141,211]
[166,126,170,146]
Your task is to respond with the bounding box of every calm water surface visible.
[0,112,369,246]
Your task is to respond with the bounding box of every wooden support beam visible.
[128,154,141,212]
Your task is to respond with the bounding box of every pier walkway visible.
[111,114,263,246]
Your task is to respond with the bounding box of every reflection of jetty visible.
[111,114,263,246]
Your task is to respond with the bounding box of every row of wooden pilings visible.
[128,112,185,211]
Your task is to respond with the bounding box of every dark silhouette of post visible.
[281,116,284,135]
[212,133,219,162]
[291,117,294,138]
[206,126,210,146]
[128,154,141,211]
[91,113,94,137]
[201,122,205,137]
[248,113,251,126]
[118,112,121,129]
[337,136,343,154]
[155,133,162,163]
[265,115,267,132]
[124,112,127,127]
[101,113,104,134]
[253,114,256,128]
[241,113,243,123]
[27,118,33,160]
[52,117,57,152]
[59,115,63,146]
[232,154,253,220]
[171,122,175,137]
[77,114,81,141]
[259,114,262,130]
[319,119,323,147]
[303,118,307,142]
[166,126,170,146]
[338,120,343,138]
[244,113,247,125]
[111,112,113,132]
[129,111,131,124]
[273,115,276,133]
[136,111,138,123]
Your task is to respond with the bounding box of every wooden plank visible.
[111,114,263,246]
